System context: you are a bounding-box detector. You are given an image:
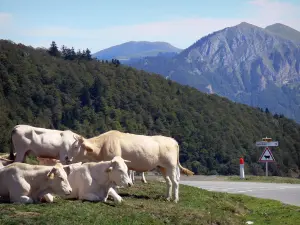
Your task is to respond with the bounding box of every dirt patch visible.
[14,211,41,217]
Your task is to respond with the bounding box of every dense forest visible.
[1,39,300,177]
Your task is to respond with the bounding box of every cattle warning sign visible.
[258,147,275,162]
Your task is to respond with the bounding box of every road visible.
[180,180,300,206]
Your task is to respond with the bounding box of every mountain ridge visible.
[92,41,182,62]
[265,23,300,43]
[128,22,300,123]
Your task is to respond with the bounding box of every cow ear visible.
[63,165,71,176]
[78,135,84,143]
[85,146,94,153]
[123,160,131,163]
[105,166,113,173]
[47,167,58,179]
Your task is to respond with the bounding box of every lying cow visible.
[37,159,83,203]
[9,124,79,164]
[41,156,133,203]
[65,130,194,203]
[36,157,125,201]
[0,162,72,203]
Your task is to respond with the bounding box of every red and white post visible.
[239,158,245,179]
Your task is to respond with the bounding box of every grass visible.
[226,175,300,184]
[0,180,299,225]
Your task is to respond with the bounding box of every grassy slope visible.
[0,180,299,225]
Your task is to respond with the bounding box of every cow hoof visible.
[166,197,171,202]
[116,198,123,204]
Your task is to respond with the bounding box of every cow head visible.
[106,156,133,188]
[66,135,95,163]
[46,163,72,196]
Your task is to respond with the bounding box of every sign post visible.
[256,137,278,177]
[239,157,245,179]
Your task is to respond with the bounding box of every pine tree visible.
[48,41,60,57]
[85,48,92,60]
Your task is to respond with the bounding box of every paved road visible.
[180,180,300,207]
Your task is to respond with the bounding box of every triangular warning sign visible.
[259,147,275,162]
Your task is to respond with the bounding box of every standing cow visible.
[0,162,72,203]
[9,124,79,164]
[65,130,194,203]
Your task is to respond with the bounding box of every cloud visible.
[0,12,13,31]
[4,0,300,52]
[19,17,246,51]
[0,12,12,24]
[0,12,13,36]
[247,0,300,26]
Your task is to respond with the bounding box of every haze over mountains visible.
[93,22,300,123]
[92,41,182,63]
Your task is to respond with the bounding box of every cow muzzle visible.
[65,156,72,165]
[65,188,72,195]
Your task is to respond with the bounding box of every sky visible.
[1,0,300,53]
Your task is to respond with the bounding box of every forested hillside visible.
[1,39,300,177]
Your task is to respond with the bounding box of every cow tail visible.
[176,143,194,176]
[9,127,16,161]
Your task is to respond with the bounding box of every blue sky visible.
[1,0,300,52]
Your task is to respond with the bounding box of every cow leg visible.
[158,167,172,201]
[128,170,134,184]
[9,178,32,203]
[141,172,147,183]
[11,195,33,204]
[40,193,54,203]
[108,187,123,203]
[14,150,27,162]
[12,138,30,162]
[81,193,101,202]
[168,167,180,203]
[132,170,135,183]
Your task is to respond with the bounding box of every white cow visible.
[0,162,72,203]
[66,130,194,203]
[41,156,133,203]
[10,124,79,164]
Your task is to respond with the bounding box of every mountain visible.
[92,41,182,63]
[129,22,300,123]
[1,39,300,177]
[265,23,300,43]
